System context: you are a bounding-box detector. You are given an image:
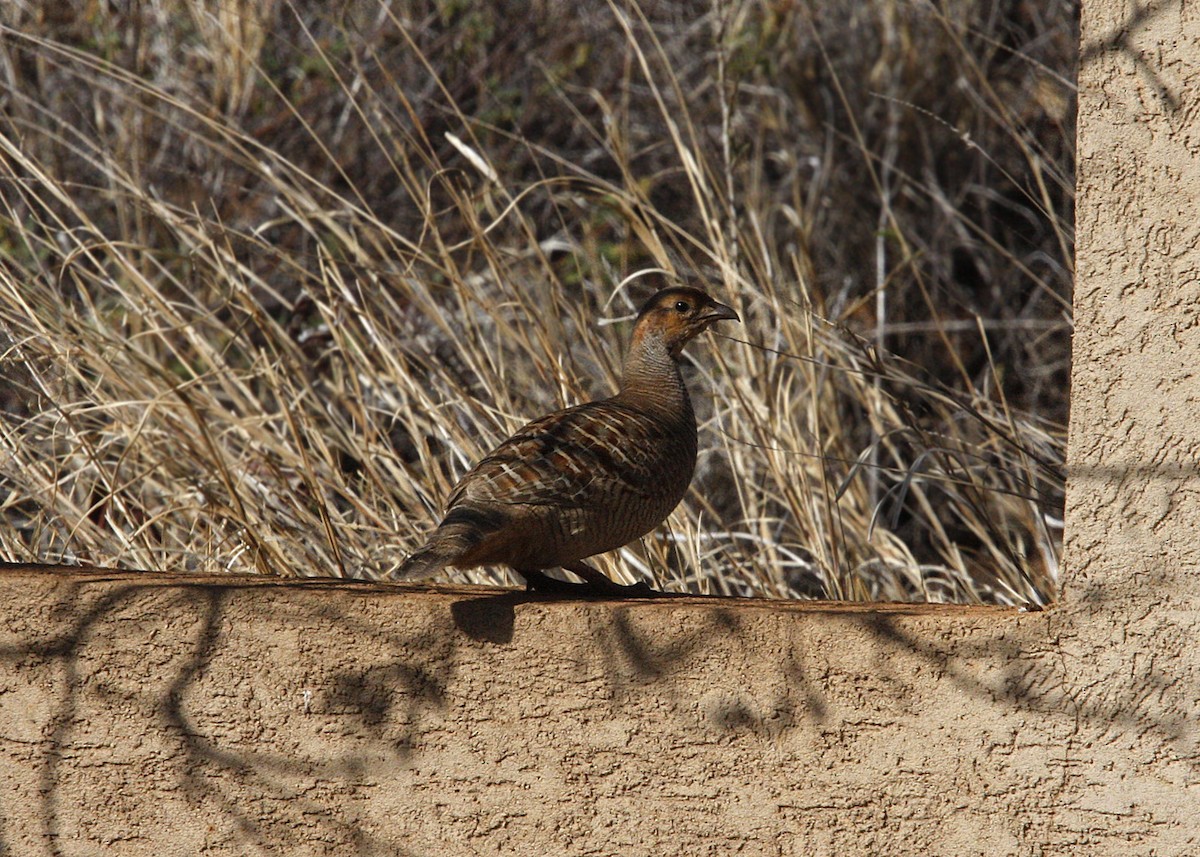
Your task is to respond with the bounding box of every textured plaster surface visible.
[0,567,1192,856]
[4,0,1200,854]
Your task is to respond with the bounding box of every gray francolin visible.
[394,286,739,595]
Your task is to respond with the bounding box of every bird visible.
[393,285,739,595]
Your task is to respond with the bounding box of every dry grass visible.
[0,0,1073,602]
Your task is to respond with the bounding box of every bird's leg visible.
[562,561,659,597]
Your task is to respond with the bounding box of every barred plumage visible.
[393,286,739,595]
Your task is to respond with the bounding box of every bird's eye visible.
[674,300,690,313]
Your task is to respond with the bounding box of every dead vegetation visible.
[0,0,1074,602]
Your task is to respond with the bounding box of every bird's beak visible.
[700,300,740,325]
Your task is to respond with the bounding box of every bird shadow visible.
[448,585,717,644]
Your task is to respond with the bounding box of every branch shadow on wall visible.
[1080,0,1183,113]
[0,573,451,856]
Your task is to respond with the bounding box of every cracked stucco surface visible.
[3,0,1200,853]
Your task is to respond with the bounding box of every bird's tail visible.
[391,539,457,580]
[391,506,502,580]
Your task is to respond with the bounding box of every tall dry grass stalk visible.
[0,0,1072,602]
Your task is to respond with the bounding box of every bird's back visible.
[442,395,698,570]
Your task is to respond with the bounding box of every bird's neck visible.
[616,328,692,422]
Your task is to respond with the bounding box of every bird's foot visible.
[584,577,659,598]
[518,567,662,598]
[563,562,663,598]
[520,569,591,595]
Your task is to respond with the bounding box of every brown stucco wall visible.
[4,0,1200,854]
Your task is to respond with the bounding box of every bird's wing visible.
[445,400,675,511]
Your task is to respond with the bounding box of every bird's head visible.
[632,286,740,359]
